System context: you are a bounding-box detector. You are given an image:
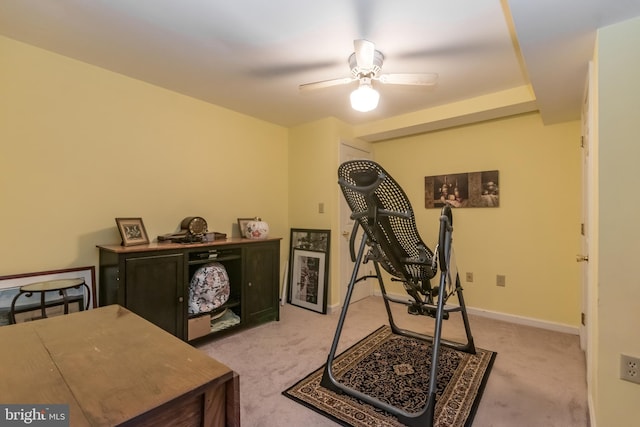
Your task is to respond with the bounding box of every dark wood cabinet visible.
[97,238,280,341]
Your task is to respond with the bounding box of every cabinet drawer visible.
[188,314,211,340]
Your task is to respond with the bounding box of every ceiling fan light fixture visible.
[350,81,380,112]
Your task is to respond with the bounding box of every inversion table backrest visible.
[338,160,437,290]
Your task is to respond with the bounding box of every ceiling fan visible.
[299,39,438,112]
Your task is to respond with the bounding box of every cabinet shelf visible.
[187,248,242,266]
[188,298,240,320]
[187,255,241,265]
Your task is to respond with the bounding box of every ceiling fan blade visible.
[354,39,375,70]
[377,73,439,86]
[299,77,355,92]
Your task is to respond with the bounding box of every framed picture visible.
[424,170,499,209]
[115,217,149,246]
[288,249,328,314]
[289,228,330,252]
[286,228,331,312]
[0,266,96,326]
[237,217,255,238]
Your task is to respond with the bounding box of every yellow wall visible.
[288,118,342,231]
[0,35,289,277]
[288,118,366,306]
[374,113,582,326]
[1,33,585,328]
[595,16,640,427]
[0,34,583,329]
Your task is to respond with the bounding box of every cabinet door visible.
[125,253,185,338]
[244,243,279,324]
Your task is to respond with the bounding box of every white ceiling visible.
[1,1,639,129]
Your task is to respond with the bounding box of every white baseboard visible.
[327,302,341,315]
[464,306,579,335]
[362,291,580,336]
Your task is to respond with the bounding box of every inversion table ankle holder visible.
[321,160,476,427]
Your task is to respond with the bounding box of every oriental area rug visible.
[283,325,496,427]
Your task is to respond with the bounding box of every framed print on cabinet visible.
[288,249,328,314]
[115,217,149,246]
[237,218,254,238]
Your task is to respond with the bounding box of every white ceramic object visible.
[246,219,269,240]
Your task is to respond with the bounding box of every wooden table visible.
[0,305,239,426]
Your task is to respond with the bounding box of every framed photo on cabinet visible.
[237,218,254,238]
[115,217,149,246]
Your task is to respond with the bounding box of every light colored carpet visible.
[197,296,588,426]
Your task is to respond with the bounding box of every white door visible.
[339,143,372,306]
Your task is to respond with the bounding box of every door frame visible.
[580,59,600,427]
[580,61,595,352]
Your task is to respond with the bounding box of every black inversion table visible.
[321,160,476,427]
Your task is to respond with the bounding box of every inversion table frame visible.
[320,160,476,427]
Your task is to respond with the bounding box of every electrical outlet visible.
[318,202,324,213]
[465,272,473,282]
[496,275,506,287]
[621,354,640,384]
